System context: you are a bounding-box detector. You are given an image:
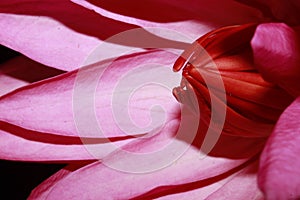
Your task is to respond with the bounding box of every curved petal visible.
[0,122,136,161]
[251,23,300,97]
[0,0,140,71]
[0,59,27,96]
[29,163,88,200]
[258,97,300,199]
[33,159,255,200]
[158,166,262,200]
[0,51,180,138]
[29,119,252,200]
[72,0,266,39]
[0,56,63,96]
[28,145,253,199]
[1,0,265,71]
[155,176,231,200]
[206,160,263,200]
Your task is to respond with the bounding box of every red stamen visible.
[173,23,294,138]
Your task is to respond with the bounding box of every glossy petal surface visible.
[0,51,179,138]
[258,97,300,200]
[251,23,300,96]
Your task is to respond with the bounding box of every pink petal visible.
[155,177,231,200]
[35,157,248,200]
[1,0,265,71]
[0,56,63,96]
[29,163,88,200]
[29,119,256,199]
[206,160,263,200]
[0,58,27,96]
[0,122,136,161]
[157,160,262,200]
[258,97,300,199]
[0,51,179,138]
[0,0,140,71]
[72,0,266,39]
[251,23,300,97]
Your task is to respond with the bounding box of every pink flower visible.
[0,0,299,199]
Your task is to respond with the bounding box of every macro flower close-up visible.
[1,0,300,199]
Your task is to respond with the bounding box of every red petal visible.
[235,0,300,25]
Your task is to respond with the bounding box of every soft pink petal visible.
[0,0,191,71]
[28,119,256,199]
[0,122,137,161]
[155,177,231,200]
[0,51,179,138]
[34,156,249,200]
[157,160,262,200]
[0,59,27,96]
[0,0,140,71]
[72,0,266,39]
[206,160,263,200]
[1,0,265,71]
[29,163,88,200]
[258,97,300,199]
[251,23,300,96]
[0,56,63,96]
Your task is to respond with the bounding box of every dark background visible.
[0,160,63,199]
[0,45,64,200]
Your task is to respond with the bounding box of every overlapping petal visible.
[0,58,27,96]
[0,121,138,162]
[31,159,255,200]
[28,118,255,200]
[0,55,136,162]
[258,97,300,199]
[0,0,265,71]
[72,0,265,38]
[251,23,300,97]
[0,1,91,71]
[1,1,297,199]
[207,161,263,200]
[0,51,179,138]
[157,160,262,200]
[29,163,87,199]
[0,0,139,71]
[0,56,63,96]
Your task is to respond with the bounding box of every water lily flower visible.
[173,22,300,199]
[0,0,300,199]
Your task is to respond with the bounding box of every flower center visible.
[173,24,294,138]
